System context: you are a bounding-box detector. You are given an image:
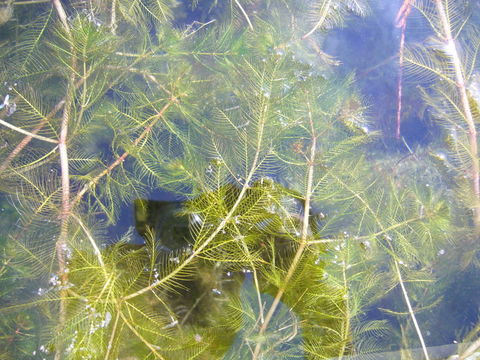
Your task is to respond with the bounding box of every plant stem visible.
[71,98,176,209]
[118,306,166,360]
[252,100,317,360]
[0,50,153,173]
[51,0,69,33]
[394,259,430,360]
[51,1,75,358]
[71,214,106,270]
[458,336,480,360]
[434,0,480,228]
[0,82,79,173]
[302,0,332,39]
[104,310,121,360]
[233,0,253,30]
[122,71,271,301]
[395,25,406,138]
[337,246,350,359]
[395,0,414,139]
[110,0,117,34]
[13,0,50,5]
[0,119,58,143]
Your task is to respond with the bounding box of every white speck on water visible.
[212,288,222,295]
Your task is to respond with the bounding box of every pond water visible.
[0,0,479,359]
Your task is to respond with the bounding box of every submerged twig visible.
[118,308,166,360]
[71,214,106,271]
[458,336,480,360]
[13,0,50,4]
[0,49,154,174]
[104,310,121,360]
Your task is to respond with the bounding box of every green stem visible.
[252,99,317,360]
[122,68,271,301]
[394,259,430,360]
[434,0,480,228]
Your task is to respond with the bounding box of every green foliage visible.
[0,1,478,359]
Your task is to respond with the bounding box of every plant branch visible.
[0,119,58,143]
[52,1,75,358]
[71,98,176,209]
[434,0,480,228]
[395,0,413,139]
[329,174,430,359]
[122,73,271,301]
[118,306,166,360]
[0,84,75,172]
[302,0,332,39]
[458,336,480,360]
[0,49,154,173]
[104,310,121,360]
[394,259,430,360]
[337,244,351,359]
[71,214,106,271]
[233,0,253,30]
[252,99,317,359]
[110,0,117,34]
[13,0,50,4]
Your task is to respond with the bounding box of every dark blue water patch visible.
[106,188,186,245]
[421,265,480,346]
[322,0,443,151]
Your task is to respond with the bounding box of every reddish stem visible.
[395,0,414,140]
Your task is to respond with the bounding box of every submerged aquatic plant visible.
[0,0,477,359]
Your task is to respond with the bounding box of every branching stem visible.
[0,84,77,173]
[0,50,153,173]
[51,1,75,358]
[458,336,480,360]
[434,0,480,228]
[394,259,430,360]
[13,0,50,4]
[118,306,166,360]
[72,214,106,271]
[252,99,317,360]
[71,98,176,209]
[122,69,271,301]
[0,119,58,143]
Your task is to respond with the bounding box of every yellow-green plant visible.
[0,1,462,360]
